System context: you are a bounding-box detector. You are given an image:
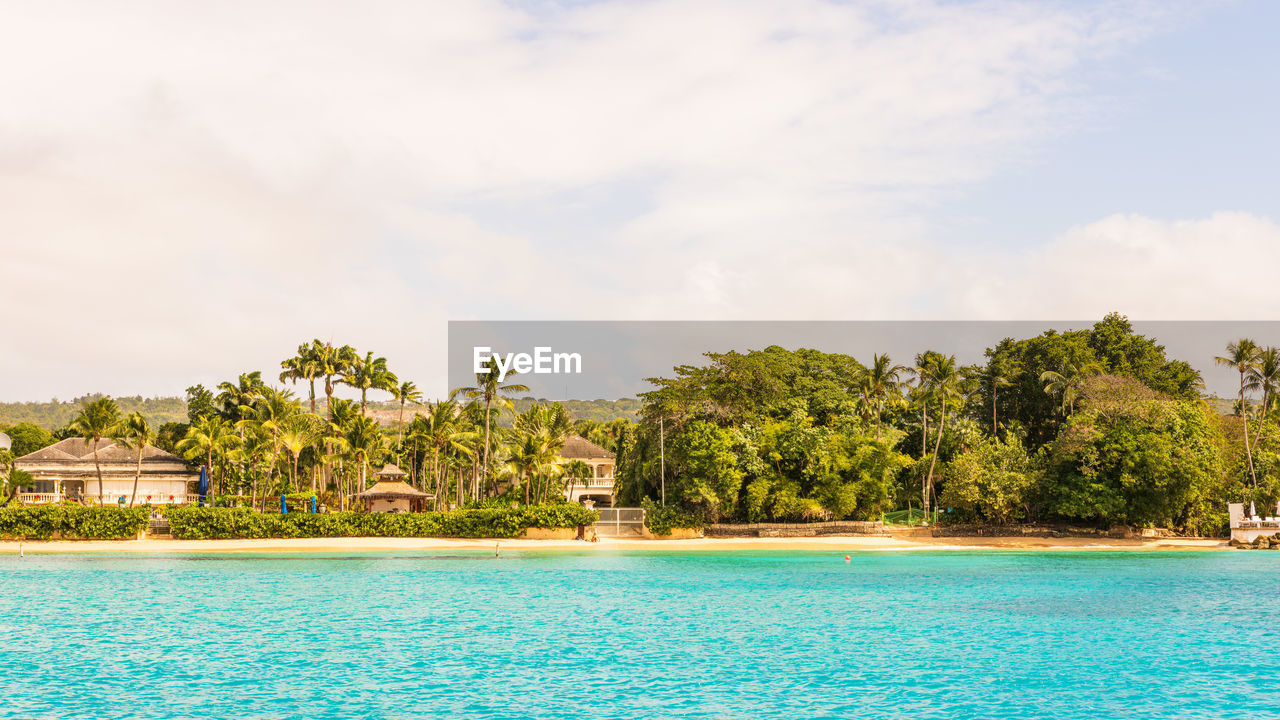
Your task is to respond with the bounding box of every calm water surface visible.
[2,550,1278,719]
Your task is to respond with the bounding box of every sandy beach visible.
[0,534,1228,555]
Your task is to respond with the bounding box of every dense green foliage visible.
[641,499,707,535]
[620,315,1268,535]
[0,506,150,540]
[620,347,913,522]
[1,422,56,456]
[1040,376,1223,529]
[165,505,598,540]
[938,436,1034,524]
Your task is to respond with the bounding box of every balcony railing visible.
[16,493,202,506]
[16,493,62,504]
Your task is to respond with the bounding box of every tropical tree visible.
[279,341,322,413]
[314,342,358,420]
[504,432,563,505]
[392,380,423,447]
[859,354,907,440]
[416,401,477,506]
[981,356,1022,436]
[1217,338,1262,487]
[1039,361,1103,416]
[344,414,386,494]
[451,358,530,498]
[918,353,962,519]
[117,411,156,508]
[1247,346,1280,437]
[278,413,324,494]
[68,396,122,504]
[344,351,398,416]
[178,415,238,497]
[241,386,298,506]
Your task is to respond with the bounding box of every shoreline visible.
[0,535,1229,555]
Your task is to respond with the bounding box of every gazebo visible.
[352,464,433,513]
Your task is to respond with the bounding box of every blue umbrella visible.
[198,466,209,507]
[281,494,288,514]
[311,496,317,514]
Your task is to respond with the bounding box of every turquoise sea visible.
[2,550,1278,719]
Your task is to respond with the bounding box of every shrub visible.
[642,499,706,536]
[0,505,150,540]
[164,505,599,540]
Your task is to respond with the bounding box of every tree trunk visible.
[992,386,998,437]
[481,396,493,497]
[92,438,104,504]
[129,450,142,508]
[309,378,317,414]
[397,401,406,448]
[924,397,947,519]
[1242,372,1259,487]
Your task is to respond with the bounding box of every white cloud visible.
[0,0,1224,401]
[958,212,1280,320]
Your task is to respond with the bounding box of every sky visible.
[3,0,1279,402]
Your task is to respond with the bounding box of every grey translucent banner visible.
[448,321,1280,400]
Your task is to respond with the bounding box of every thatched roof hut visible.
[352,464,433,512]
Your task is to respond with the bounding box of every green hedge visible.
[642,499,707,536]
[165,504,599,540]
[0,505,151,540]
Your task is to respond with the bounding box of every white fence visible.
[595,507,646,537]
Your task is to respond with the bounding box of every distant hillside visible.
[0,394,640,432]
[0,395,188,430]
[511,397,641,424]
[358,397,639,427]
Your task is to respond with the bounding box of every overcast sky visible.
[3,0,1279,402]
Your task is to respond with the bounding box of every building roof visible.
[376,463,408,478]
[16,437,185,464]
[352,480,433,500]
[561,435,615,460]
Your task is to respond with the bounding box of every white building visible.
[15,438,198,505]
[561,435,616,507]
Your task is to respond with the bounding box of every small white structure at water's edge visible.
[1228,503,1280,543]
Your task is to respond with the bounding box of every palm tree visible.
[910,351,943,459]
[860,353,907,440]
[1247,346,1280,441]
[279,341,322,413]
[242,387,298,507]
[982,357,1021,436]
[218,372,267,489]
[314,342,358,420]
[1218,338,1262,487]
[418,401,477,506]
[1039,361,1103,416]
[278,413,324,493]
[344,414,386,494]
[343,351,398,416]
[392,380,423,448]
[504,432,562,505]
[451,358,531,498]
[178,416,238,497]
[117,412,156,508]
[513,404,572,502]
[68,396,121,505]
[918,353,961,520]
